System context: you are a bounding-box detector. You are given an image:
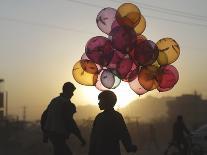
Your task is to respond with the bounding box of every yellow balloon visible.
[72,60,98,86]
[156,38,180,65]
[152,60,160,68]
[134,15,146,35]
[116,3,141,27]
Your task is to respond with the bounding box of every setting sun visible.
[76,82,140,108]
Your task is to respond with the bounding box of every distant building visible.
[166,92,207,129]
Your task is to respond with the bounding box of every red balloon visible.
[107,50,125,69]
[109,26,136,54]
[156,65,179,92]
[133,40,159,66]
[85,36,114,66]
[123,63,139,82]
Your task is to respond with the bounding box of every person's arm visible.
[182,122,190,135]
[70,118,86,145]
[118,114,137,152]
[63,103,85,145]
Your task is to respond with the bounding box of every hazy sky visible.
[0,0,207,120]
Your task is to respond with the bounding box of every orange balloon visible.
[116,3,141,27]
[138,65,159,90]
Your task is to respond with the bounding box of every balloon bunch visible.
[72,3,180,95]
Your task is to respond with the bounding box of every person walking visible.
[88,90,137,155]
[41,82,86,155]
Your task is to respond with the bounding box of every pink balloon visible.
[129,76,148,95]
[156,65,179,92]
[96,7,117,34]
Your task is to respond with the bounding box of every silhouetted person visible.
[148,124,159,150]
[88,90,137,155]
[41,82,86,155]
[172,115,190,155]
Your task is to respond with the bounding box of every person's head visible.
[177,115,183,122]
[98,90,117,110]
[62,82,76,98]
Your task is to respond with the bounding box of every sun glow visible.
[77,82,138,108]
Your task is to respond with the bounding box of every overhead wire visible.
[66,0,207,28]
[109,0,207,21]
[0,0,207,33]
[0,16,94,34]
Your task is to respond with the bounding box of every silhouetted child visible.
[88,90,137,155]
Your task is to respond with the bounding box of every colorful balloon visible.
[95,70,110,91]
[134,15,146,35]
[156,65,179,92]
[107,50,125,69]
[100,69,121,89]
[138,65,159,90]
[136,34,147,44]
[123,63,139,82]
[72,3,180,95]
[109,25,136,54]
[156,38,180,65]
[72,60,98,86]
[81,53,103,72]
[85,36,114,66]
[133,40,159,66]
[129,76,148,95]
[116,3,141,27]
[96,7,117,34]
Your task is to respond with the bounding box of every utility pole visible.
[22,106,26,122]
[5,91,8,117]
[0,79,7,118]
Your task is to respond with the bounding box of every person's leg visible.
[49,134,72,155]
[62,142,72,155]
[176,140,183,155]
[182,139,189,155]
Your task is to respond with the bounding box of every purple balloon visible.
[109,25,136,54]
[96,7,117,34]
[85,36,114,66]
[96,70,109,91]
[101,69,115,89]
[133,40,159,66]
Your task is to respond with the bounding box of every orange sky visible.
[0,0,207,120]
